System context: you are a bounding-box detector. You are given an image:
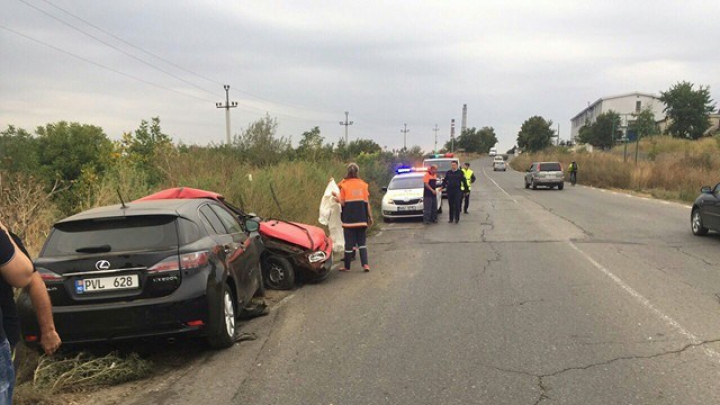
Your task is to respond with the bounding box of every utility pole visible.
[433,124,439,153]
[216,85,237,145]
[400,123,410,151]
[557,123,560,146]
[339,111,354,144]
[450,119,456,153]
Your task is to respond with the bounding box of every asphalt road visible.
[117,156,720,405]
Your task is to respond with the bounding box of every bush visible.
[0,171,61,254]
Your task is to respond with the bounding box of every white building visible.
[570,92,666,142]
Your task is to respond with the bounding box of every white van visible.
[489,147,497,156]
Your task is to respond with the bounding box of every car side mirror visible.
[245,218,260,232]
[381,187,388,192]
[701,186,712,194]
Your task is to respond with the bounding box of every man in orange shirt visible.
[423,165,441,225]
[336,163,373,272]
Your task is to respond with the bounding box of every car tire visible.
[262,255,295,290]
[558,183,564,190]
[383,217,392,223]
[531,180,537,190]
[524,180,530,189]
[437,205,443,214]
[691,209,709,236]
[207,284,236,349]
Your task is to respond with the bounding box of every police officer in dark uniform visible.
[442,161,469,224]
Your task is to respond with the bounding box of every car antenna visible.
[117,189,128,209]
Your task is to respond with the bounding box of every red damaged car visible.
[136,187,333,290]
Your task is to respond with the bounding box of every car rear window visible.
[539,163,562,171]
[389,176,424,190]
[42,215,179,256]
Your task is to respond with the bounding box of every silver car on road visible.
[524,161,564,190]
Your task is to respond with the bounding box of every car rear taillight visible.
[147,251,210,273]
[38,267,63,282]
[180,251,209,270]
[148,256,180,273]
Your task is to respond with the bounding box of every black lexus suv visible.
[18,198,264,349]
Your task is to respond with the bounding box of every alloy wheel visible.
[223,290,235,338]
[692,211,701,233]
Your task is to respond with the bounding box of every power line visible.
[39,0,223,87]
[0,24,216,104]
[4,4,382,128]
[0,24,339,124]
[17,0,218,97]
[35,0,340,119]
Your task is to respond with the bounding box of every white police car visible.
[381,168,442,222]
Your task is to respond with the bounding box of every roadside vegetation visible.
[511,80,718,202]
[510,135,720,202]
[0,115,428,253]
[1,114,446,403]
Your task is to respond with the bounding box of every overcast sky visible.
[2,0,718,153]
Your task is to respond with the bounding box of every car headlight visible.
[385,199,395,205]
[308,251,327,263]
[419,197,424,203]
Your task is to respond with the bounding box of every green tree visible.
[577,111,621,148]
[36,121,112,183]
[455,126,498,153]
[629,107,659,139]
[346,138,382,156]
[334,137,349,160]
[121,117,173,185]
[517,116,555,152]
[33,121,113,214]
[296,126,329,161]
[0,125,41,174]
[234,115,292,166]
[577,125,593,146]
[659,81,716,139]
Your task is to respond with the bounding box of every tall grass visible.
[511,136,720,202]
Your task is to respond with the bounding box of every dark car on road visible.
[18,198,265,349]
[524,161,565,190]
[691,183,720,236]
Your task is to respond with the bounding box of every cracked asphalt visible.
[115,156,720,405]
